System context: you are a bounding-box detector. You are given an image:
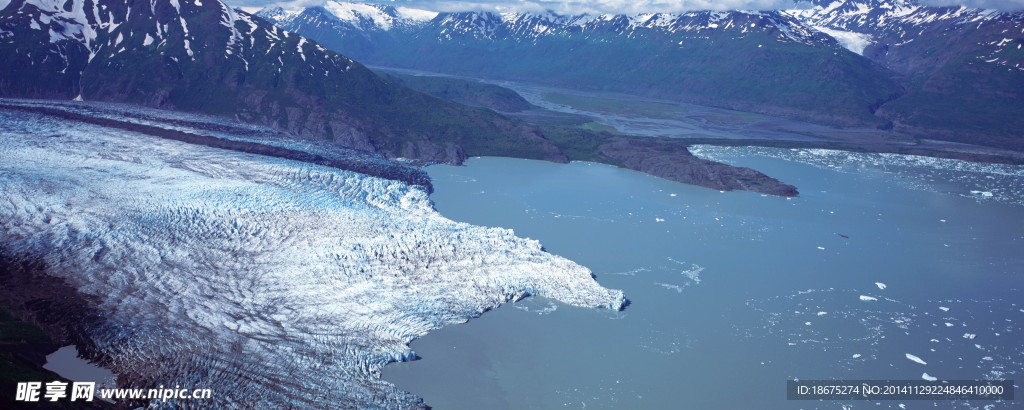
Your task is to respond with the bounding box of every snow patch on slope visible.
[813,25,873,54]
[219,0,244,49]
[323,1,400,30]
[25,0,97,49]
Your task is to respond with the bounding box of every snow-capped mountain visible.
[0,0,566,165]
[321,0,437,30]
[259,0,1024,150]
[260,2,842,46]
[260,2,903,128]
[261,1,435,31]
[789,0,1023,74]
[787,0,1024,148]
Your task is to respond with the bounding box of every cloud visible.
[226,0,1024,14]
[256,0,322,8]
[234,0,796,13]
[402,1,797,14]
[919,0,1024,11]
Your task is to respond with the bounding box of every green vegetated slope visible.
[377,71,535,112]
[801,0,1024,150]
[869,24,1024,150]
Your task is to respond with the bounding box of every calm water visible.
[382,148,1024,409]
[44,345,118,390]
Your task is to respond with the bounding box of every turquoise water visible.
[382,148,1024,409]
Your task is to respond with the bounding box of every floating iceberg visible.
[906,353,928,365]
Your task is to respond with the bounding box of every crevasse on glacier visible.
[0,102,624,408]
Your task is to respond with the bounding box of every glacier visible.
[0,101,624,407]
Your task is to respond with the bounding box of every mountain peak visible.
[255,6,303,26]
[261,1,439,32]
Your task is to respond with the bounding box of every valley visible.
[260,0,1024,153]
[375,66,1024,165]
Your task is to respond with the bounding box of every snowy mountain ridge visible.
[261,0,1022,66]
[1,0,346,99]
[262,1,837,46]
[788,0,1024,71]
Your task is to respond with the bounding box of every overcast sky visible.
[227,0,1024,14]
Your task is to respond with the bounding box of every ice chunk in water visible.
[906,353,927,365]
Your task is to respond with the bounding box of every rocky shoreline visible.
[599,138,800,197]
